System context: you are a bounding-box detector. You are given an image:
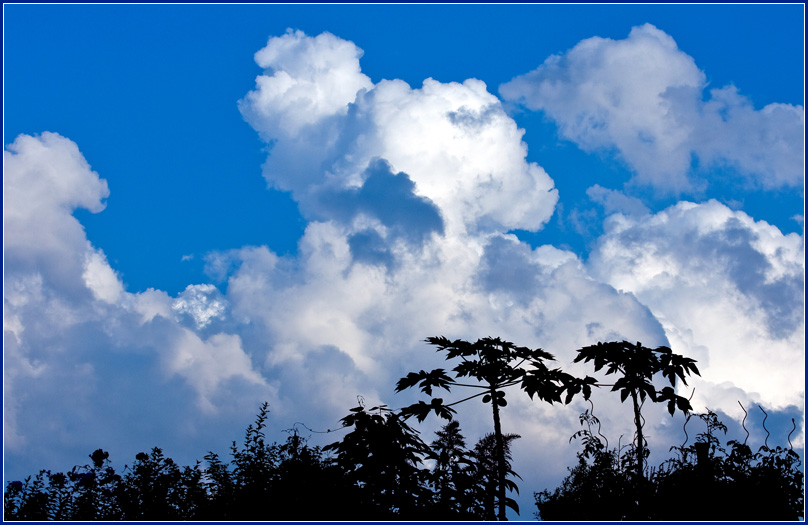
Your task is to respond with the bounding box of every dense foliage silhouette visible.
[535,409,804,520]
[4,337,803,521]
[3,402,517,520]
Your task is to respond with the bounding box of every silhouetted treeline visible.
[4,337,805,521]
[6,403,803,521]
[3,402,518,521]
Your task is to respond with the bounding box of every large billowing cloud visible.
[588,200,804,418]
[3,133,271,460]
[500,24,805,193]
[229,28,801,503]
[230,29,672,420]
[239,29,559,239]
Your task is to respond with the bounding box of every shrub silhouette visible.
[535,408,805,521]
[3,402,480,521]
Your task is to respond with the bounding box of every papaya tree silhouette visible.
[396,336,595,520]
[573,340,699,483]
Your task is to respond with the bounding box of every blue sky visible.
[5,4,804,295]
[3,4,805,518]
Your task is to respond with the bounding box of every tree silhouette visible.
[322,402,436,519]
[117,447,188,520]
[269,429,350,520]
[427,421,521,520]
[3,449,124,520]
[396,336,594,520]
[573,340,699,482]
[468,432,522,520]
[68,449,122,520]
[228,402,280,519]
[429,420,477,518]
[535,409,636,520]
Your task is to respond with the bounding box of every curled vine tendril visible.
[758,405,770,448]
[788,418,796,451]
[681,414,692,449]
[589,398,608,450]
[639,398,647,448]
[738,401,749,446]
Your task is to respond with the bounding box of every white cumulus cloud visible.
[172,284,228,329]
[4,27,803,519]
[239,30,558,239]
[241,29,374,138]
[3,133,270,457]
[500,23,805,193]
[588,199,804,414]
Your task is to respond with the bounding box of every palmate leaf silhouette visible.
[396,336,593,520]
[574,340,700,483]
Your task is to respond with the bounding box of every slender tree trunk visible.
[630,389,644,482]
[491,387,507,521]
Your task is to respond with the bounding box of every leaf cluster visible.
[397,336,594,423]
[574,340,699,416]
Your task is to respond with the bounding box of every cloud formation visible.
[313,157,445,266]
[3,133,271,456]
[231,29,671,397]
[239,29,559,239]
[4,27,803,517]
[500,24,805,193]
[586,184,650,216]
[588,199,804,415]
[172,284,228,329]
